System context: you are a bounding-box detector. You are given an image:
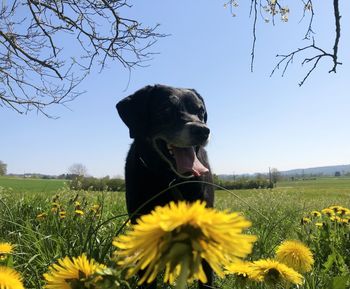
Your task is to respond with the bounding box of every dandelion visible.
[90,204,100,213]
[328,205,349,214]
[251,259,303,286]
[0,266,24,289]
[75,209,84,216]
[226,260,258,280]
[341,207,350,216]
[315,222,325,228]
[340,218,349,225]
[36,212,48,220]
[321,208,334,217]
[301,217,311,224]
[0,242,13,255]
[276,240,314,273]
[52,202,60,208]
[0,242,13,261]
[330,215,343,223]
[310,211,321,217]
[113,201,256,285]
[43,254,106,289]
[51,202,61,213]
[59,211,66,219]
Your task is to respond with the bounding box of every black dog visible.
[117,84,214,289]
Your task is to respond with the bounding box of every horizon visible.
[2,1,350,178]
[5,162,350,178]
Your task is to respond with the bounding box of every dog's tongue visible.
[171,146,209,177]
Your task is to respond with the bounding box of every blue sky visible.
[1,1,350,177]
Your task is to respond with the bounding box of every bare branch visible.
[270,0,342,85]
[299,0,315,39]
[250,0,258,72]
[330,0,341,73]
[227,1,343,86]
[0,0,166,116]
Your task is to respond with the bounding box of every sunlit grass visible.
[0,178,349,288]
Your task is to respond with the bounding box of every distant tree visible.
[270,167,281,184]
[0,160,7,175]
[68,163,87,177]
[226,1,343,86]
[334,171,341,177]
[0,0,165,116]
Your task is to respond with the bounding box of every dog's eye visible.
[198,107,205,119]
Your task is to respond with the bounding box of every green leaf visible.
[332,275,350,289]
[323,252,336,272]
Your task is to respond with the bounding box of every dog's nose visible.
[191,124,210,142]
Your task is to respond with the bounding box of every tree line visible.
[68,174,274,192]
[69,176,125,192]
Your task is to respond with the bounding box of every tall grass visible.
[0,178,349,288]
[0,186,127,288]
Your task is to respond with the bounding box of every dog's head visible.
[117,84,210,178]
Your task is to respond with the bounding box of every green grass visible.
[0,176,67,193]
[278,177,350,191]
[0,177,349,288]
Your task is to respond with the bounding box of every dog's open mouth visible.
[154,139,209,178]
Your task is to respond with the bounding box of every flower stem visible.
[175,255,190,289]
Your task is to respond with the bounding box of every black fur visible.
[117,84,214,289]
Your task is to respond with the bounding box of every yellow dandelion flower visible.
[340,218,349,225]
[0,266,24,289]
[0,242,13,255]
[59,211,66,219]
[74,209,84,216]
[328,205,349,215]
[226,260,258,280]
[113,201,256,285]
[0,242,14,261]
[51,207,58,213]
[310,211,321,217]
[316,222,325,228]
[321,208,334,217]
[90,205,100,213]
[301,217,311,224]
[336,207,349,216]
[51,202,60,208]
[330,215,342,223]
[43,254,106,289]
[276,240,314,273]
[251,259,303,286]
[36,212,48,220]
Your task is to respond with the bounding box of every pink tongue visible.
[171,146,209,177]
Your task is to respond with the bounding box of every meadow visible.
[0,176,66,193]
[0,177,349,288]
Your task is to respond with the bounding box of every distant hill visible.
[281,164,350,176]
[218,164,350,180]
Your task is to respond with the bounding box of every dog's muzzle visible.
[154,122,210,178]
[188,123,210,145]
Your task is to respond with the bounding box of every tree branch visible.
[0,0,166,116]
[227,1,343,86]
[330,0,341,73]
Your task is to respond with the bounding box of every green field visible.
[0,177,349,288]
[0,176,67,193]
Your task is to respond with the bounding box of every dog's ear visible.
[116,85,154,138]
[190,89,208,123]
